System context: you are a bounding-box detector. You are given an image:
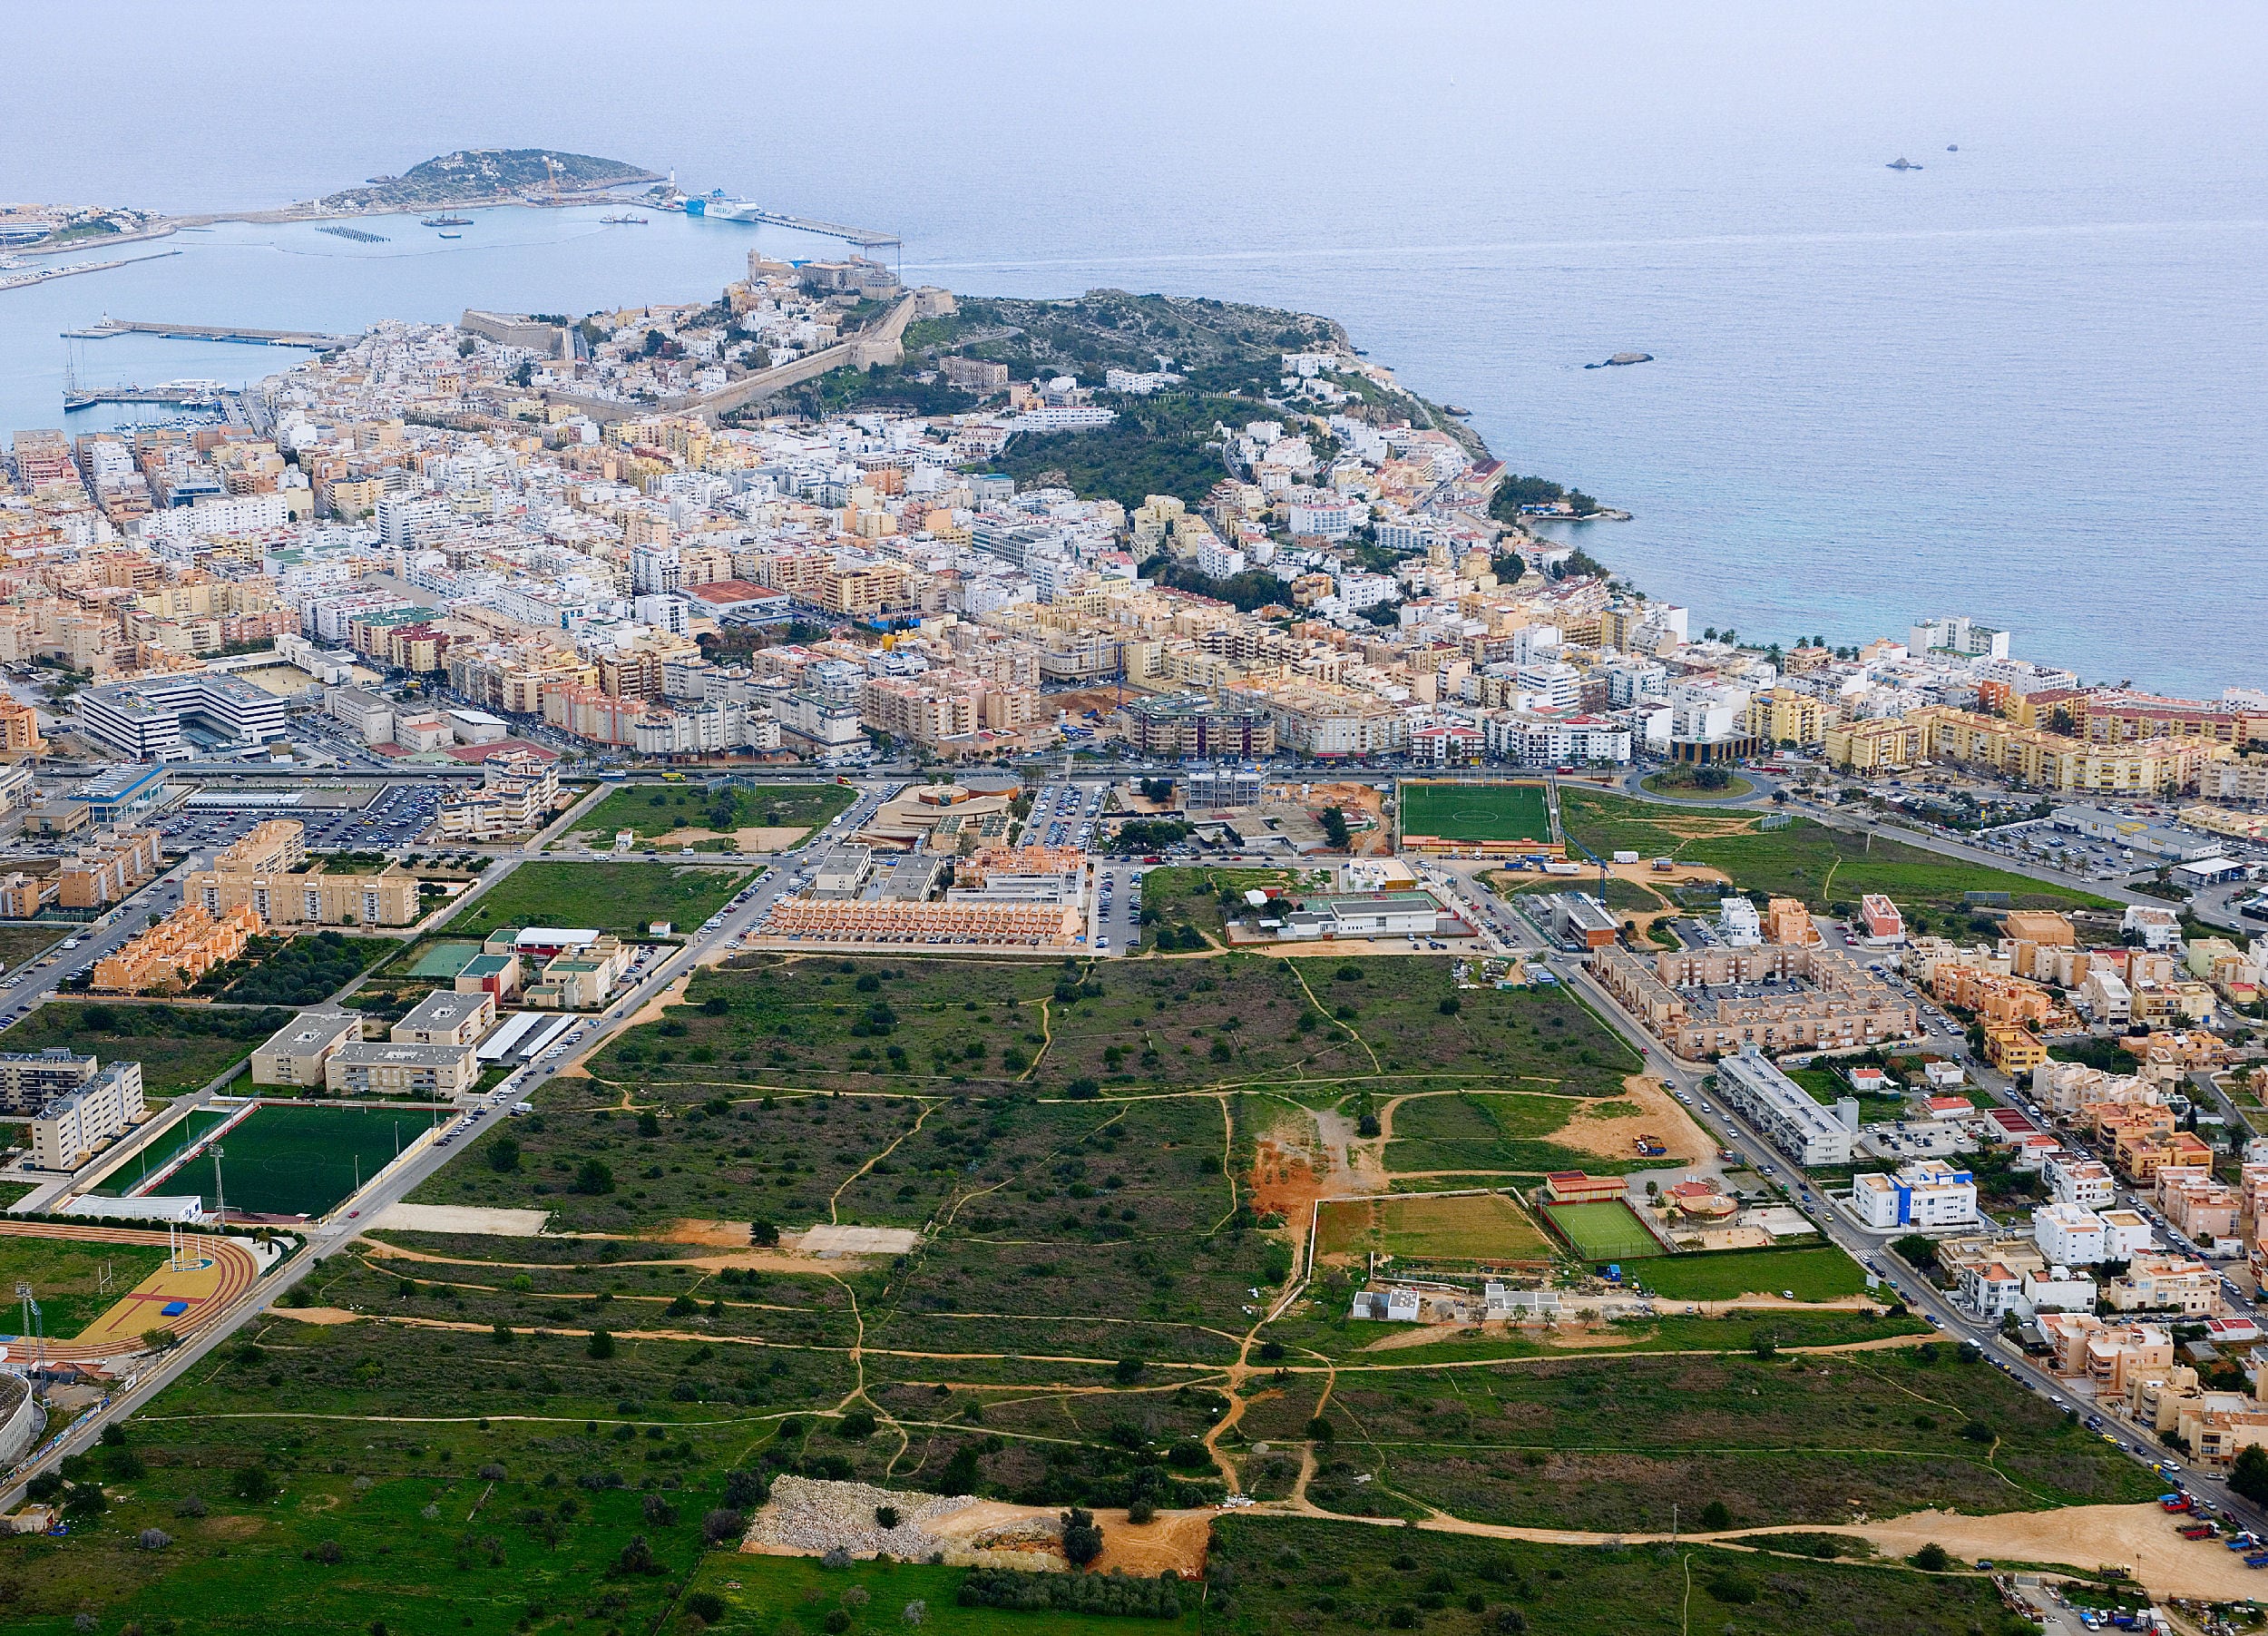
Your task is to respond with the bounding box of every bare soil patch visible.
[1553,1076,1716,1167]
[1797,1503,2258,1602]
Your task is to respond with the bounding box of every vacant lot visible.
[0,924,64,971]
[0,1231,169,1338]
[0,1002,291,1095]
[1559,790,2113,919]
[1282,1344,2159,1533]
[1385,1089,1672,1179]
[199,933,395,1006]
[580,953,1642,1102]
[1200,1513,2026,1636]
[1316,1192,1552,1262]
[445,861,756,939]
[1638,1244,1868,1303]
[1136,865,1331,948]
[576,781,854,844]
[1399,779,1551,844]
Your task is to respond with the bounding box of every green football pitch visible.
[1544,1200,1667,1260]
[199,1105,442,1219]
[1399,781,1552,842]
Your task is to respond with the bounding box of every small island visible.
[313,149,662,213]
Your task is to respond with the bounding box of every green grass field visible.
[1559,789,2114,919]
[1543,1199,1665,1260]
[575,781,854,842]
[1637,1244,1868,1303]
[0,924,65,972]
[1317,1191,1554,1261]
[444,861,756,939]
[200,1104,436,1218]
[0,1233,170,1339]
[0,1003,290,1095]
[1400,779,1552,843]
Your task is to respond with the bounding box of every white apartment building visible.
[2021,1265,2097,1317]
[2044,1154,2117,1211]
[2035,1202,2108,1266]
[1851,1160,1978,1230]
[1515,660,1581,712]
[1718,896,1763,947]
[1197,537,1247,580]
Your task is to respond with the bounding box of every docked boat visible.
[421,215,473,227]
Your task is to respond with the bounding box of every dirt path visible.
[1286,960,1381,1073]
[356,1237,881,1275]
[1236,1494,2245,1599]
[830,1099,939,1225]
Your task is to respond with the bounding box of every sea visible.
[3,1,2263,696]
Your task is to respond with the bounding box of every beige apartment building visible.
[1595,943,1919,1058]
[391,990,495,1048]
[250,1011,365,1087]
[324,1040,479,1097]
[186,818,420,928]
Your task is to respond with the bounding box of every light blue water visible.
[4,1,2263,694]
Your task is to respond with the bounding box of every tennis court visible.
[1400,780,1552,843]
[1542,1198,1668,1260]
[403,940,481,978]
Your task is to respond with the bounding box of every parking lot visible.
[159,780,447,855]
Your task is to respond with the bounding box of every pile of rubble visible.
[748,1476,989,1561]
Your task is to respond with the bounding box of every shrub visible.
[685,1592,727,1625]
[1127,1498,1156,1524]
[175,1493,207,1518]
[836,1409,878,1439]
[876,1504,901,1529]
[574,1159,615,1195]
[1706,1571,1755,1604]
[1061,1506,1103,1568]
[487,1136,521,1173]
[588,1329,616,1359]
[1698,1499,1732,1530]
[137,1528,171,1551]
[231,1465,276,1502]
[703,1507,748,1545]
[1911,1542,1951,1572]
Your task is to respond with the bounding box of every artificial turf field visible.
[1542,1198,1667,1260]
[186,1104,438,1218]
[1399,779,1552,843]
